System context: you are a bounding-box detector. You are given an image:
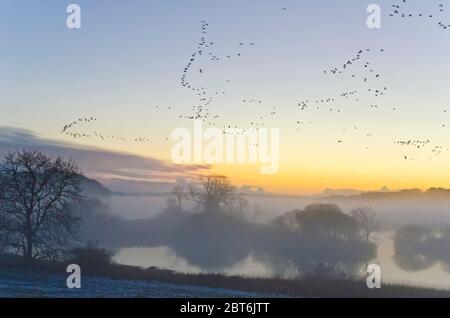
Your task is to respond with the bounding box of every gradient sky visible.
[1,0,450,194]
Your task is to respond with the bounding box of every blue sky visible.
[1,0,450,193]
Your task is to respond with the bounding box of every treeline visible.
[0,150,380,279]
[82,175,381,278]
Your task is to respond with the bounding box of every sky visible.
[1,0,450,194]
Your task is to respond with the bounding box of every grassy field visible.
[1,256,449,298]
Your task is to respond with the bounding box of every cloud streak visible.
[0,126,210,184]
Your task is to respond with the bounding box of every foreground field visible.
[0,268,274,298]
[1,260,450,298]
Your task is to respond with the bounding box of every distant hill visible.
[102,178,176,194]
[320,188,363,197]
[321,188,450,201]
[239,185,271,196]
[80,176,111,197]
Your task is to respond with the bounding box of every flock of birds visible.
[61,117,149,143]
[393,139,450,161]
[326,49,388,98]
[295,48,390,118]
[389,1,450,30]
[178,20,261,127]
[59,4,449,162]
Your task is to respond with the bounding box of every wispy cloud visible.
[0,126,210,183]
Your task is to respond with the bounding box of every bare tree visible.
[236,193,249,214]
[170,185,186,211]
[0,150,84,265]
[229,193,249,215]
[0,213,9,254]
[252,204,264,222]
[189,175,237,212]
[351,207,381,242]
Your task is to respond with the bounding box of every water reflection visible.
[114,232,450,289]
[83,199,450,289]
[109,204,376,280]
[168,212,255,271]
[394,225,450,275]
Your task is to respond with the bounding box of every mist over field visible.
[76,180,450,288]
[103,187,450,225]
[2,0,450,299]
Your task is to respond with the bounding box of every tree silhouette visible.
[170,185,187,211]
[0,212,9,254]
[0,150,84,265]
[189,175,237,212]
[274,204,361,242]
[351,207,380,242]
